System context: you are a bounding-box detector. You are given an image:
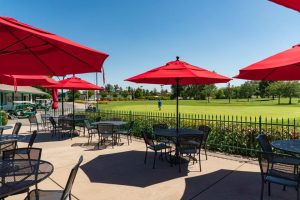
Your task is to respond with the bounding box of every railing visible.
[47,108,299,157]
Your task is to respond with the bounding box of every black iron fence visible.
[47,108,299,157]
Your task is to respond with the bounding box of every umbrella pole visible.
[176,79,179,134]
[61,89,64,116]
[72,89,75,138]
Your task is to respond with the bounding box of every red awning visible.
[234,44,300,80]
[44,76,103,90]
[0,16,109,75]
[125,57,231,85]
[270,0,300,12]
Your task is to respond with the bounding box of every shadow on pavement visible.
[81,150,188,187]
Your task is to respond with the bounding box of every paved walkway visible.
[2,123,296,200]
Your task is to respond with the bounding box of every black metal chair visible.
[28,130,38,148]
[97,124,114,148]
[142,131,171,169]
[116,121,134,145]
[2,148,42,197]
[12,122,22,136]
[178,133,204,173]
[84,120,97,144]
[258,151,300,200]
[0,140,17,160]
[256,134,273,153]
[24,156,83,200]
[49,116,63,137]
[198,125,211,160]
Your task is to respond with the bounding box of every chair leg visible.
[153,151,157,169]
[268,182,271,196]
[127,135,130,145]
[204,145,208,160]
[260,181,264,200]
[144,148,148,164]
[198,153,201,172]
[179,153,182,173]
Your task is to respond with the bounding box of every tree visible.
[258,81,272,98]
[105,84,114,94]
[239,81,258,101]
[224,83,233,103]
[67,90,81,101]
[282,81,300,104]
[215,89,226,99]
[134,87,143,99]
[202,84,216,103]
[267,82,285,104]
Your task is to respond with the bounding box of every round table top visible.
[272,140,300,154]
[154,128,203,137]
[92,121,127,126]
[0,134,25,141]
[0,159,54,198]
[0,125,13,130]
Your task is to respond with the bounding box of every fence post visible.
[259,116,262,134]
[129,110,132,122]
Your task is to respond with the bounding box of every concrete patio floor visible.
[3,121,297,200]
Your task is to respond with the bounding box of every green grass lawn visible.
[99,98,300,120]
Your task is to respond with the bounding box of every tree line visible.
[62,81,300,104]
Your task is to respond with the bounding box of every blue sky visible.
[1,0,300,90]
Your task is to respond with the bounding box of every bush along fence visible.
[48,108,299,157]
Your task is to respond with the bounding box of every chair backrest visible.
[3,147,42,161]
[49,116,57,127]
[153,123,169,130]
[61,156,83,200]
[12,122,22,135]
[95,117,101,122]
[28,115,37,123]
[84,120,92,129]
[0,140,17,159]
[198,125,211,142]
[178,133,204,149]
[256,134,273,153]
[97,124,113,135]
[28,130,38,148]
[142,131,154,146]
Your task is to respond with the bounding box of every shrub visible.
[0,111,8,125]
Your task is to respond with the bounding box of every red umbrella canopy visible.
[44,76,103,90]
[270,0,300,12]
[0,74,58,86]
[234,44,300,80]
[0,16,109,75]
[125,57,232,85]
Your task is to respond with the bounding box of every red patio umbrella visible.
[52,89,59,110]
[234,44,300,80]
[44,76,103,116]
[0,16,109,75]
[126,57,232,131]
[0,74,58,91]
[270,0,300,12]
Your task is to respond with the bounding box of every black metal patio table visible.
[272,139,300,154]
[0,159,54,199]
[92,121,128,146]
[153,128,204,164]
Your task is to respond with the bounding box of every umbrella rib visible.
[0,42,50,57]
[32,35,101,72]
[4,26,57,75]
[0,34,33,53]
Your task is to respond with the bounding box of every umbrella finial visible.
[176,56,179,61]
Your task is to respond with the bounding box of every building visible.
[0,84,49,110]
